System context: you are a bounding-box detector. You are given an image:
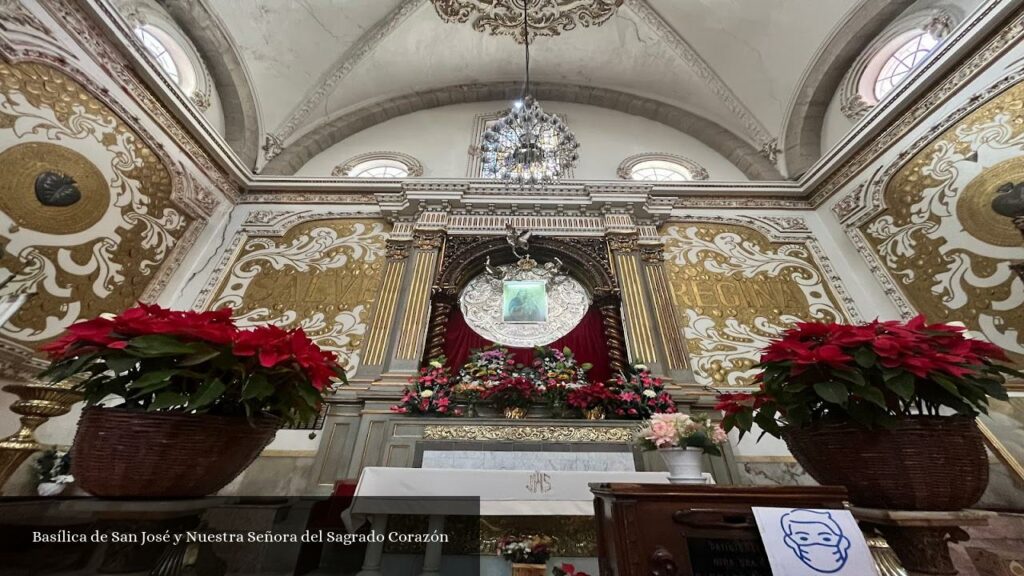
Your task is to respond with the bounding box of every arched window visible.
[333,152,424,178]
[617,153,709,182]
[872,32,939,100]
[133,25,198,93]
[838,11,956,120]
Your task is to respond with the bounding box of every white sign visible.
[752,507,879,576]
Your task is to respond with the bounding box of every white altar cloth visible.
[348,467,712,518]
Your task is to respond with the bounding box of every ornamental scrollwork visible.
[422,424,634,442]
[431,0,622,44]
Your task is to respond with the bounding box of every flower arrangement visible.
[391,357,455,416]
[496,534,553,564]
[638,413,728,455]
[533,346,591,389]
[459,345,523,388]
[481,375,538,416]
[35,448,72,485]
[715,316,1020,438]
[567,382,617,418]
[552,564,591,576]
[609,364,677,419]
[38,303,345,426]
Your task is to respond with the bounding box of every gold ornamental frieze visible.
[422,424,635,442]
[0,61,190,346]
[858,80,1024,362]
[662,222,852,388]
[209,219,389,375]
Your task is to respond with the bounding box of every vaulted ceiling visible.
[139,0,984,177]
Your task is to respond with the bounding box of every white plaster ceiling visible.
[141,0,986,164]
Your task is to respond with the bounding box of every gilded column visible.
[607,232,660,368]
[371,228,444,386]
[350,234,410,386]
[639,230,691,378]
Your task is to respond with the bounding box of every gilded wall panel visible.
[209,219,389,375]
[0,61,191,347]
[858,81,1024,361]
[662,222,852,387]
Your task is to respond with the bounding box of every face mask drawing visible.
[780,509,851,573]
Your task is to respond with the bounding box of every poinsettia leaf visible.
[127,335,202,357]
[104,353,139,374]
[931,374,963,399]
[852,385,887,409]
[975,377,1009,401]
[854,347,877,369]
[813,381,849,406]
[188,378,226,411]
[178,348,222,367]
[242,373,274,400]
[834,369,866,388]
[885,372,915,400]
[128,366,180,389]
[148,391,187,411]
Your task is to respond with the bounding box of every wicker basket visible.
[71,407,279,498]
[784,415,988,510]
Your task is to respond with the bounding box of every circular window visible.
[133,25,196,92]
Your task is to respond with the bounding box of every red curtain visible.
[442,306,611,383]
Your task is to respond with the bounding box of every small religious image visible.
[502,280,548,323]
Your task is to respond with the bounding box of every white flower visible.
[634,364,648,371]
[642,389,657,398]
[53,474,74,484]
[420,389,434,398]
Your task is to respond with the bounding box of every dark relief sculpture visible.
[992,181,1024,219]
[34,171,81,207]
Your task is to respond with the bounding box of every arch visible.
[158,0,261,169]
[782,0,916,178]
[262,82,782,180]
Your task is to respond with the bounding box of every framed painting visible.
[502,280,548,323]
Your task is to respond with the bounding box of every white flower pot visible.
[37,482,66,497]
[659,447,705,484]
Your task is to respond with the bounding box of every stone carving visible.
[33,171,80,207]
[992,181,1024,219]
[431,0,622,44]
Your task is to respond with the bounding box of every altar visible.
[344,467,714,576]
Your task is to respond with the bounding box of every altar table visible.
[346,467,712,576]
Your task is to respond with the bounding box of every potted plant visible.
[496,533,553,576]
[552,564,591,576]
[38,303,345,497]
[391,358,456,416]
[716,316,1020,510]
[609,364,677,419]
[534,346,591,417]
[638,413,727,484]
[567,382,617,420]
[34,448,73,496]
[482,376,537,419]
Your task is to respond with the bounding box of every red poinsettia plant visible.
[567,382,617,413]
[481,375,537,411]
[716,316,1021,438]
[391,357,456,416]
[38,303,345,426]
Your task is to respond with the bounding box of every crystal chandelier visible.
[480,3,579,185]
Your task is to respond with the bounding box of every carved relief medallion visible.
[431,0,623,43]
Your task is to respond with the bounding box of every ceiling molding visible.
[623,0,773,148]
[261,80,783,180]
[267,0,426,151]
[158,0,262,170]
[781,0,917,178]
